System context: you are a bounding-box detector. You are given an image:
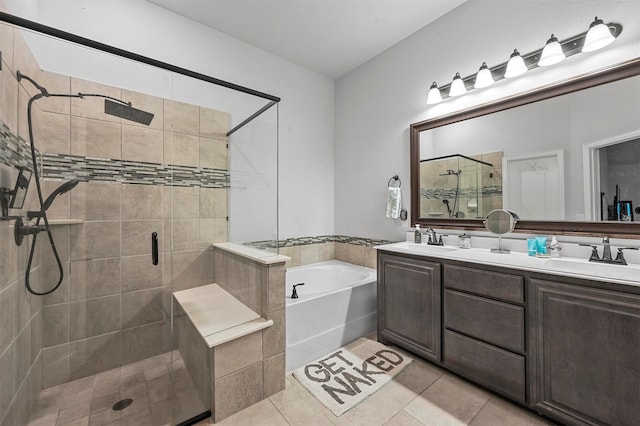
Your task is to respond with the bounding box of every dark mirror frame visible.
[410,58,640,238]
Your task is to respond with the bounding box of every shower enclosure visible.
[0,10,278,426]
[419,154,498,219]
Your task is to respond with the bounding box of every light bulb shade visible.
[504,49,527,78]
[474,62,494,89]
[449,73,467,97]
[538,34,565,66]
[582,17,615,52]
[426,82,443,104]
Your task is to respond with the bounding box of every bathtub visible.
[285,260,377,372]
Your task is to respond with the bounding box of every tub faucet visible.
[291,283,304,299]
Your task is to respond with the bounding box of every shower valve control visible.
[14,217,46,246]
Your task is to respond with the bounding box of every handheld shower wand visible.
[443,199,452,217]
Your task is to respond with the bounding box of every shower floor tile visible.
[27,351,204,426]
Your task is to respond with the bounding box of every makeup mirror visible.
[484,209,518,253]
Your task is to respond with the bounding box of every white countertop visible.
[375,241,640,288]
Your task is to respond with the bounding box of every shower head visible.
[43,179,80,211]
[442,199,450,206]
[104,99,154,125]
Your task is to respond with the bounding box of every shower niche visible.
[419,153,502,220]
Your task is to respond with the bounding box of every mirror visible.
[410,59,640,237]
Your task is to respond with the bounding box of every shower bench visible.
[173,284,273,422]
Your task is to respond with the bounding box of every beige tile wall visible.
[36,71,231,391]
[279,241,377,269]
[211,247,287,422]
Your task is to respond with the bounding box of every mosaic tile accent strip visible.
[3,121,230,187]
[42,153,229,188]
[420,185,502,199]
[0,122,33,171]
[247,235,394,250]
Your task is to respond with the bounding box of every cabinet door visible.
[377,252,441,363]
[529,278,640,426]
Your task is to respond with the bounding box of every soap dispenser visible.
[414,224,422,243]
[549,236,561,257]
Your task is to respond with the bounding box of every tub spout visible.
[291,283,304,299]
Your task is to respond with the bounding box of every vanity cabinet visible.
[528,278,640,426]
[377,252,441,363]
[443,265,527,403]
[377,247,640,426]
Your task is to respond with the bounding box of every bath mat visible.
[292,337,413,416]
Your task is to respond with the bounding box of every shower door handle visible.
[151,232,158,265]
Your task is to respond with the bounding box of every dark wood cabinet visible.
[529,278,640,426]
[444,329,526,403]
[377,252,441,363]
[377,249,640,426]
[443,265,527,403]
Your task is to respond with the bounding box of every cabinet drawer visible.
[445,289,525,353]
[444,330,526,403]
[444,265,524,303]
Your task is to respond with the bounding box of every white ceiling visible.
[148,0,466,79]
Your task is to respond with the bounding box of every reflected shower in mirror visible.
[419,153,501,219]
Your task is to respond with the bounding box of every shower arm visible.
[17,70,130,104]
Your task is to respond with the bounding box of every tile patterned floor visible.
[27,340,555,426]
[198,340,555,426]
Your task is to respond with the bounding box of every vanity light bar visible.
[426,18,622,105]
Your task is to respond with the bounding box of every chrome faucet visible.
[602,237,612,262]
[426,228,437,244]
[426,228,444,246]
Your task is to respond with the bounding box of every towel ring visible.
[388,175,401,188]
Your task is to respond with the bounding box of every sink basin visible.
[381,242,459,255]
[544,258,640,283]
